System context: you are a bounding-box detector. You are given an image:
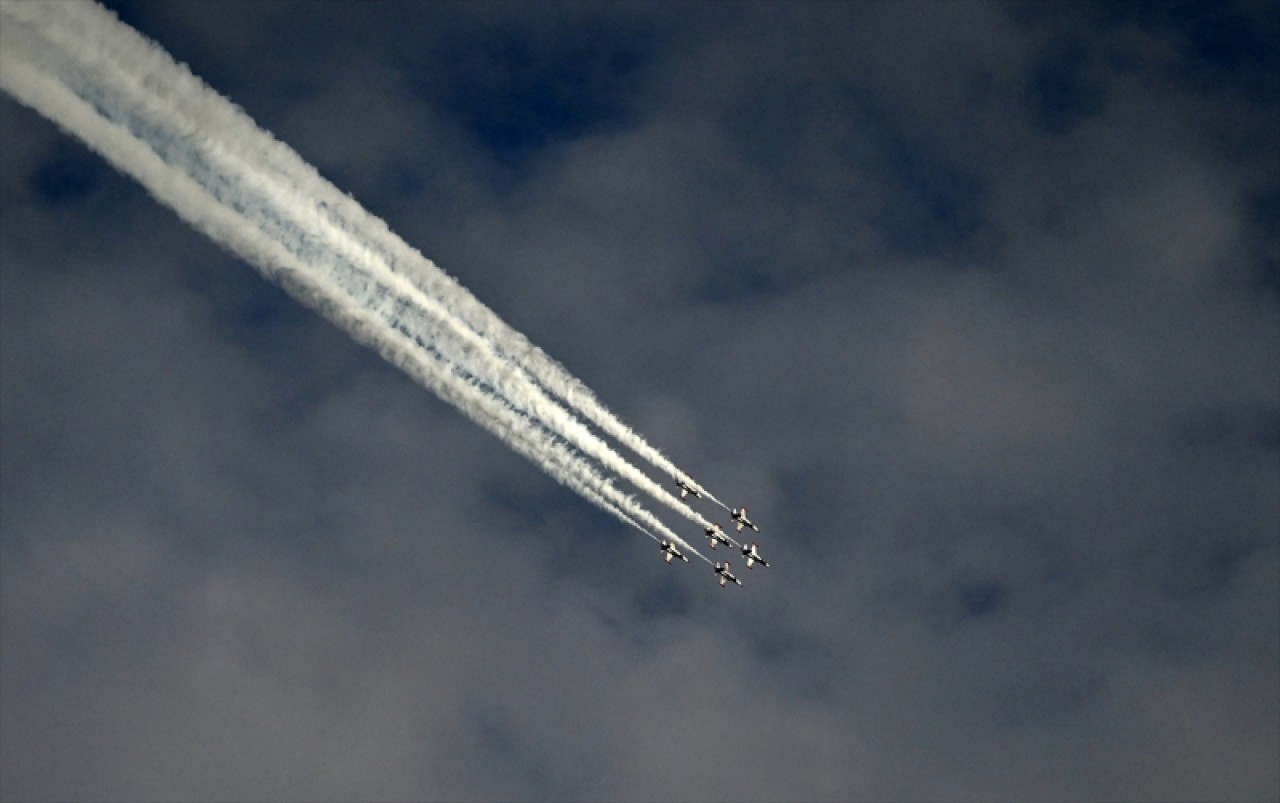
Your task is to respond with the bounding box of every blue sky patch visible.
[957,579,1010,619]
[30,141,106,206]
[1027,40,1108,135]
[436,29,647,167]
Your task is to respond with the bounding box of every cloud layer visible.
[2,2,1277,800]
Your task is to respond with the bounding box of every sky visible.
[1,1,1277,801]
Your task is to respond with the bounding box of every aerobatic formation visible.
[0,1,773,588]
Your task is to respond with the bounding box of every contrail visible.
[0,1,715,564]
[6,0,730,536]
[333,269,715,562]
[11,0,737,513]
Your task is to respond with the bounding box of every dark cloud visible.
[3,1,1277,801]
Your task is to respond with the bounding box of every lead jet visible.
[660,540,690,564]
[714,562,743,587]
[731,507,760,533]
[704,524,734,550]
[675,478,703,500]
[741,542,770,569]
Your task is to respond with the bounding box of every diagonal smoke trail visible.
[7,0,728,536]
[10,0,736,514]
[0,1,713,565]
[334,269,715,562]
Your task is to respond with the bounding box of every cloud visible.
[2,1,1277,801]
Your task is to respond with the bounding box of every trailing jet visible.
[714,562,743,587]
[741,542,769,569]
[731,507,760,533]
[675,478,703,500]
[704,524,733,550]
[660,540,690,564]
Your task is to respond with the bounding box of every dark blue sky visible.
[2,2,1277,800]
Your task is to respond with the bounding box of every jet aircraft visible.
[660,540,690,564]
[731,507,760,533]
[741,542,770,569]
[675,478,703,500]
[714,562,743,587]
[704,524,734,550]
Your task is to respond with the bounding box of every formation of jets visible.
[669,477,772,588]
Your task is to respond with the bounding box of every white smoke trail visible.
[11,0,731,511]
[7,0,726,532]
[328,268,713,561]
[8,0,729,537]
[0,1,713,565]
[707,496,734,514]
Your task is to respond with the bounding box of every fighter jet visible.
[704,524,734,550]
[675,478,703,500]
[741,542,770,569]
[660,540,690,564]
[731,507,760,533]
[714,562,743,587]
